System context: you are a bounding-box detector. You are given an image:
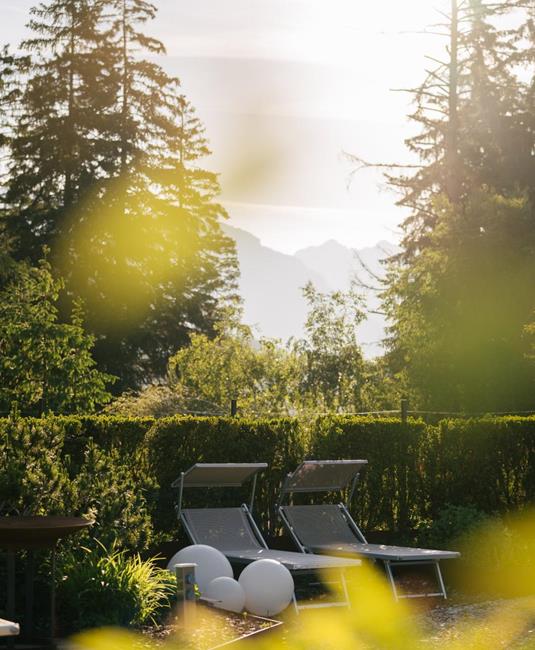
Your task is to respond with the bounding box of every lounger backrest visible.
[281,504,358,548]
[181,507,264,551]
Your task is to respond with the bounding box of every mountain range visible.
[223,224,399,357]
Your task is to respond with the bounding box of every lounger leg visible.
[384,561,399,601]
[292,592,300,614]
[340,570,351,609]
[433,561,447,599]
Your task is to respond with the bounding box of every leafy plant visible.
[57,541,176,634]
[0,417,75,514]
[0,257,114,416]
[71,441,154,551]
[416,504,490,548]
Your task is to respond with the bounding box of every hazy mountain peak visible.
[223,223,398,357]
[223,223,261,246]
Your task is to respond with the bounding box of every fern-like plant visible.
[57,541,176,634]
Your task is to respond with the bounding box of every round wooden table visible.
[0,516,93,648]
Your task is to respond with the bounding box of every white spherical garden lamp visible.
[238,559,294,617]
[205,576,246,613]
[167,545,233,593]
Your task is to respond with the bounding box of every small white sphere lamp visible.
[205,576,246,613]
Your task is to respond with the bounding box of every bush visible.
[416,504,491,548]
[0,417,76,514]
[0,415,154,551]
[71,441,154,550]
[57,542,176,633]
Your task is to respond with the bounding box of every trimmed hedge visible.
[0,416,156,549]
[145,417,305,535]
[310,416,426,532]
[1,414,535,547]
[423,417,535,518]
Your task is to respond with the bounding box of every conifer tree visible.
[62,0,239,386]
[3,0,115,256]
[2,0,238,389]
[378,0,535,410]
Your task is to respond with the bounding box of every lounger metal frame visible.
[278,460,452,600]
[172,463,356,612]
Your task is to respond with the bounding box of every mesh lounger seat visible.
[281,505,459,562]
[173,463,361,611]
[181,506,361,571]
[278,460,460,600]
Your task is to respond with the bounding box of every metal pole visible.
[174,563,197,627]
[176,472,185,520]
[249,473,258,513]
[347,472,360,509]
[276,474,291,510]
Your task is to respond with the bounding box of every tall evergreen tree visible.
[2,0,238,389]
[379,0,535,410]
[3,0,115,256]
[63,0,238,386]
[386,0,520,251]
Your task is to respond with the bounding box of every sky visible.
[3,0,446,253]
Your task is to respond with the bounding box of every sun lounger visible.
[172,463,361,610]
[278,460,460,599]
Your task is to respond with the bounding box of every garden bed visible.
[146,605,282,649]
[419,597,535,647]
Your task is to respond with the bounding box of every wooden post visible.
[399,397,409,533]
[400,397,408,424]
[230,399,237,417]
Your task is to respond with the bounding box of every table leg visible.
[50,545,56,644]
[7,551,15,650]
[25,549,34,639]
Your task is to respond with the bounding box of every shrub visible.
[0,417,75,514]
[416,504,491,548]
[57,541,176,633]
[0,415,154,551]
[71,441,154,551]
[2,413,535,547]
[423,416,535,518]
